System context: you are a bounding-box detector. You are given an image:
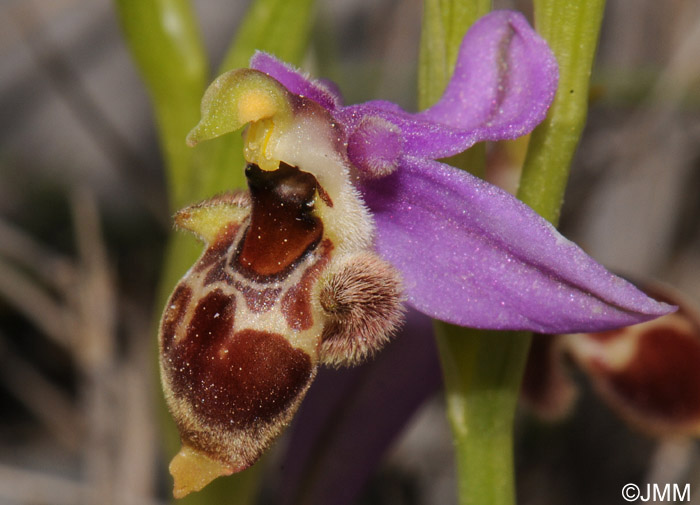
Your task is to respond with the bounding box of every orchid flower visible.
[157,10,673,498]
[523,284,700,436]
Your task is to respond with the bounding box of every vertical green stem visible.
[114,0,208,211]
[420,1,606,505]
[435,326,529,505]
[419,2,524,505]
[519,0,606,224]
[418,0,492,109]
[219,0,315,72]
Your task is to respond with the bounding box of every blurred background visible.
[1,0,699,503]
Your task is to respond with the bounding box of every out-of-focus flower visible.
[158,11,673,497]
[523,285,700,436]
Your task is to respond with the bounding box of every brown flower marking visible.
[161,285,193,351]
[281,239,333,331]
[567,307,700,435]
[524,283,700,437]
[235,163,323,280]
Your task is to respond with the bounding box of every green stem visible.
[219,0,315,72]
[418,0,492,110]
[435,325,530,505]
[518,0,606,224]
[420,1,606,505]
[114,0,208,211]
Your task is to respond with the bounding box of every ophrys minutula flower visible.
[158,11,674,497]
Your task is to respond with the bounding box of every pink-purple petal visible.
[336,11,557,160]
[339,102,471,161]
[421,10,558,141]
[360,157,674,334]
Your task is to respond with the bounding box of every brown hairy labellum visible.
[159,163,404,497]
[522,283,700,439]
[564,287,700,437]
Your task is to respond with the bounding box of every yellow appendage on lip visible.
[170,445,237,499]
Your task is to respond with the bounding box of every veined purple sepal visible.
[360,156,674,334]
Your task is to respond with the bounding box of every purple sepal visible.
[251,11,557,167]
[360,157,675,334]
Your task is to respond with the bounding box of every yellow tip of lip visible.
[169,446,236,499]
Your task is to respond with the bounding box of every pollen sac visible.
[159,162,404,497]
